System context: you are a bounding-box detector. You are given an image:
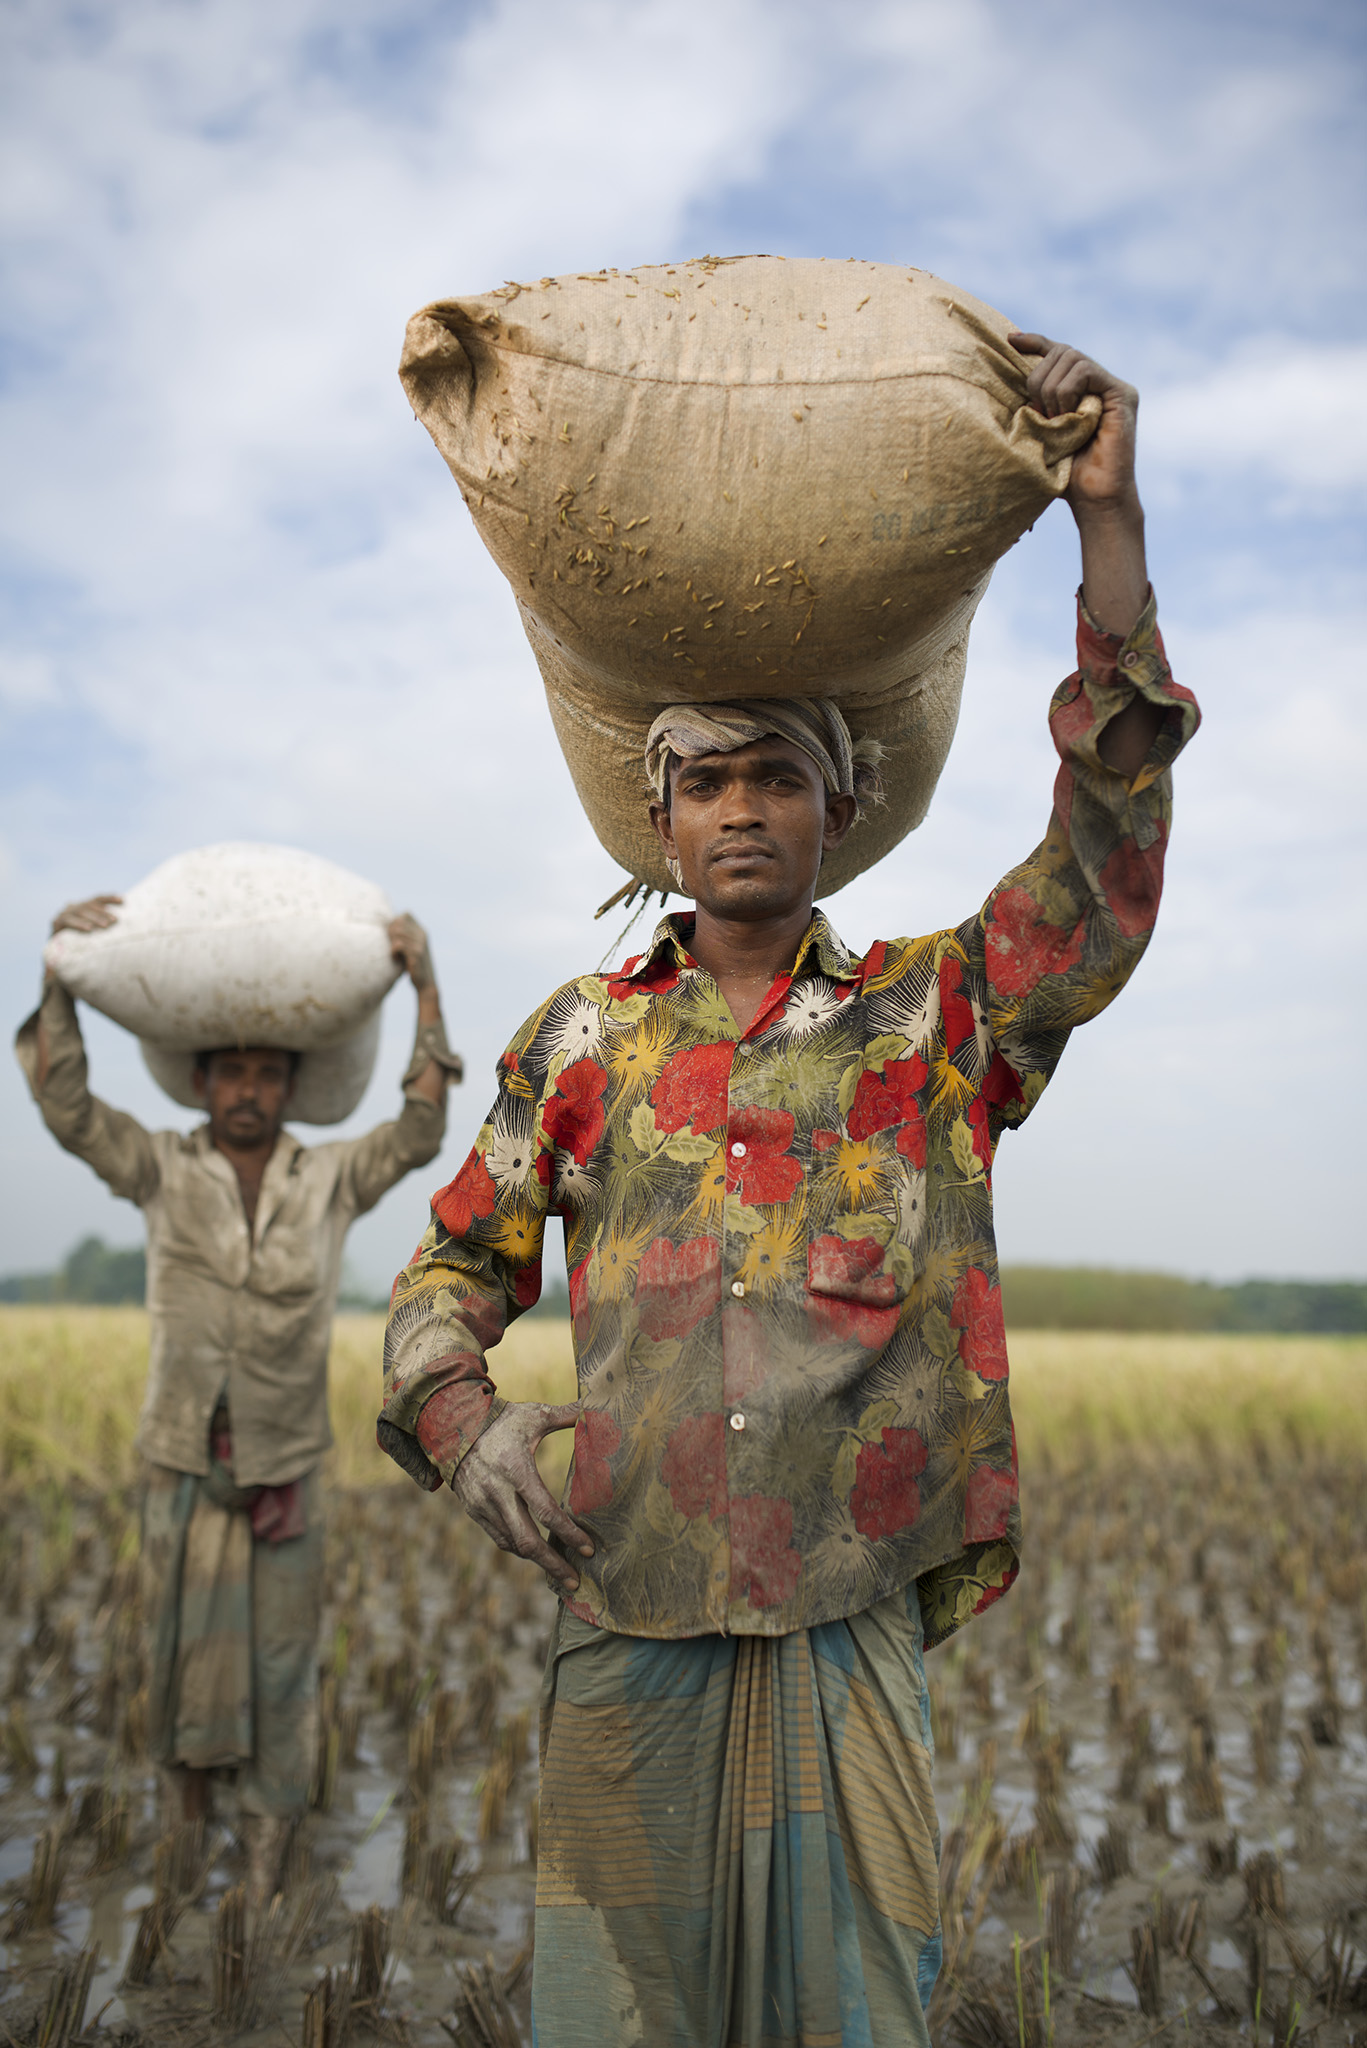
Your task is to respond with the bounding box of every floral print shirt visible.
[380,594,1198,1646]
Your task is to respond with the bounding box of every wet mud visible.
[1,1438,1364,2045]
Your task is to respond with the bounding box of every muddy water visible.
[2,1457,1366,2046]
[0,1484,549,2044]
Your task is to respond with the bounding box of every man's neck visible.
[210,1130,281,1230]
[685,899,815,1036]
[212,1132,277,1169]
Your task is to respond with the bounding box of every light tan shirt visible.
[16,982,451,1486]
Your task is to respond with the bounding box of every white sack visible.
[45,844,400,1126]
[140,1015,384,1128]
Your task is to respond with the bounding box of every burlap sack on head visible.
[400,254,1099,896]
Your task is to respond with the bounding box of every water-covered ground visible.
[1,1443,1364,2045]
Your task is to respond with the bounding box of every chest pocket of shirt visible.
[807,1233,903,1309]
[804,1229,906,1349]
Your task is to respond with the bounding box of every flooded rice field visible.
[0,1319,1364,2044]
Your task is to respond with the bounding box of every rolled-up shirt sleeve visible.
[377,1014,552,1490]
[961,590,1200,1131]
[15,981,160,1206]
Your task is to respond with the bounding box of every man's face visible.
[649,739,856,921]
[194,1048,295,1150]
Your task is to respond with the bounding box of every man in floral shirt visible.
[380,336,1199,2048]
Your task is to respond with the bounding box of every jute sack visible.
[400,254,1099,895]
[45,844,400,1124]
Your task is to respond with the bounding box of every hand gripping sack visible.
[399,254,1100,895]
[44,844,401,1124]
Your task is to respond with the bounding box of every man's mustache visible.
[704,832,781,862]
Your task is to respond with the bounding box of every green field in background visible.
[2,1306,1363,1497]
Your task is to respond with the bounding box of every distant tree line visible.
[999,1266,1367,1334]
[0,1235,148,1305]
[2,1241,1364,1334]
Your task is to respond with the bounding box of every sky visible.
[1,0,1364,1292]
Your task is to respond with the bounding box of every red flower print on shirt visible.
[434,1151,497,1237]
[895,1119,928,1169]
[807,1236,901,1347]
[964,1462,1018,1542]
[637,1236,722,1342]
[651,1041,735,1135]
[725,1106,803,1203]
[607,955,681,1003]
[984,886,1085,1001]
[848,1055,929,1145]
[812,1128,841,1152]
[858,940,889,986]
[605,955,643,999]
[951,1266,1009,1381]
[850,1426,927,1539]
[965,1096,993,1169]
[882,1055,928,1114]
[730,1494,803,1607]
[661,1412,727,1520]
[981,1050,1024,1113]
[542,1059,608,1165]
[569,1407,622,1514]
[1099,827,1168,939]
[846,1070,903,1141]
[1049,676,1095,754]
[512,1263,542,1310]
[972,1562,1019,1619]
[940,957,976,1055]
[809,1235,896,1299]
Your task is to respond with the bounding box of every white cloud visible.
[1,0,1364,1287]
[773,3,1365,363]
[0,0,815,602]
[1142,344,1367,496]
[0,653,59,708]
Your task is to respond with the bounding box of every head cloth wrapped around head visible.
[644,697,884,811]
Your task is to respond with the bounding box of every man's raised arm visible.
[341,913,464,1216]
[15,896,160,1207]
[956,340,1201,1122]
[1012,331,1165,777]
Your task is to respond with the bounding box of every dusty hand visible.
[1009,333,1140,517]
[51,894,122,936]
[388,913,435,991]
[452,1401,592,1589]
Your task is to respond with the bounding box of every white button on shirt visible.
[730,1141,747,1157]
[729,1412,746,1431]
[731,1280,745,1297]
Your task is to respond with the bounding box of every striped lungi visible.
[533,1582,942,2048]
[140,1457,323,1818]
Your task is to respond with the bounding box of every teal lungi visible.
[533,1582,942,2048]
[141,1459,323,1818]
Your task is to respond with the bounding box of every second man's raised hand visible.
[51,893,123,937]
[388,913,436,991]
